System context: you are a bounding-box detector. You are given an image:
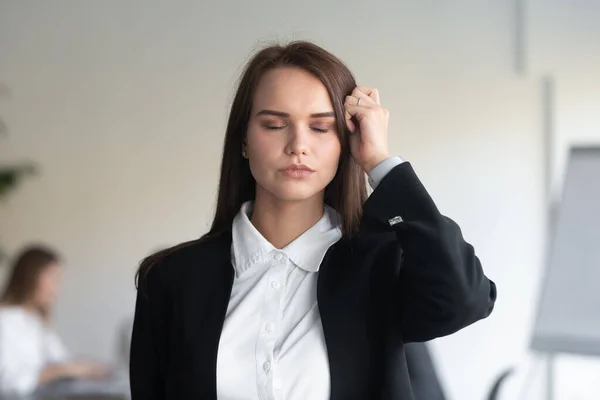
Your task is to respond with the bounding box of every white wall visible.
[0,1,598,399]
[524,1,600,399]
[527,0,600,190]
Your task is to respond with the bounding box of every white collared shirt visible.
[216,156,404,400]
[0,306,69,395]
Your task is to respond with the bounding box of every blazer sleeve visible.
[130,262,170,399]
[362,162,497,342]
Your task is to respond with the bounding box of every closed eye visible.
[263,124,331,133]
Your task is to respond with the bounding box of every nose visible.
[284,125,310,156]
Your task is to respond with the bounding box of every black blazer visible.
[405,343,447,400]
[130,162,497,399]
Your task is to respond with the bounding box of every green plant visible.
[0,164,36,199]
[0,83,37,262]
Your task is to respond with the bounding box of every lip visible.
[281,164,315,172]
[280,164,315,178]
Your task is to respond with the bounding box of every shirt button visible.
[263,361,271,372]
[271,281,280,289]
[265,323,274,332]
[274,253,283,261]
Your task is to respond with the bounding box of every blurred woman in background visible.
[0,245,108,396]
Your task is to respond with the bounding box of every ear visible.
[242,139,248,158]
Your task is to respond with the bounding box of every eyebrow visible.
[256,109,335,118]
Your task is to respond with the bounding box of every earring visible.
[242,149,247,158]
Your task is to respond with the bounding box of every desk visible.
[1,396,126,400]
[1,372,130,400]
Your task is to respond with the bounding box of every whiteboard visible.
[531,147,600,356]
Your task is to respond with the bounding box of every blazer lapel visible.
[175,231,234,398]
[317,238,380,399]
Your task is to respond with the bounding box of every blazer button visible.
[388,215,404,226]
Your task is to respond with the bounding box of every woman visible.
[130,41,497,399]
[0,245,108,396]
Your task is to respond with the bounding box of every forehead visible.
[39,262,61,277]
[253,67,334,115]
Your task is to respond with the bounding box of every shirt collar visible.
[231,201,342,277]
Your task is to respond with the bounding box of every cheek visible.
[246,132,273,182]
[37,280,52,297]
[246,129,286,179]
[317,138,342,171]
[38,275,58,299]
[247,129,281,157]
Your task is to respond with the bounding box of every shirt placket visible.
[256,251,287,400]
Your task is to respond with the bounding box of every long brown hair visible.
[1,245,60,319]
[137,41,367,285]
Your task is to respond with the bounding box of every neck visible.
[251,192,325,249]
[22,302,45,318]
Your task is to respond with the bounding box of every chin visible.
[263,182,324,203]
[255,176,329,203]
[274,189,321,202]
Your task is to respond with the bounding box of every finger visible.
[345,108,356,132]
[346,119,356,133]
[356,86,374,96]
[345,104,369,121]
[370,88,380,105]
[356,86,380,105]
[344,100,365,132]
[350,89,376,107]
[344,94,374,109]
